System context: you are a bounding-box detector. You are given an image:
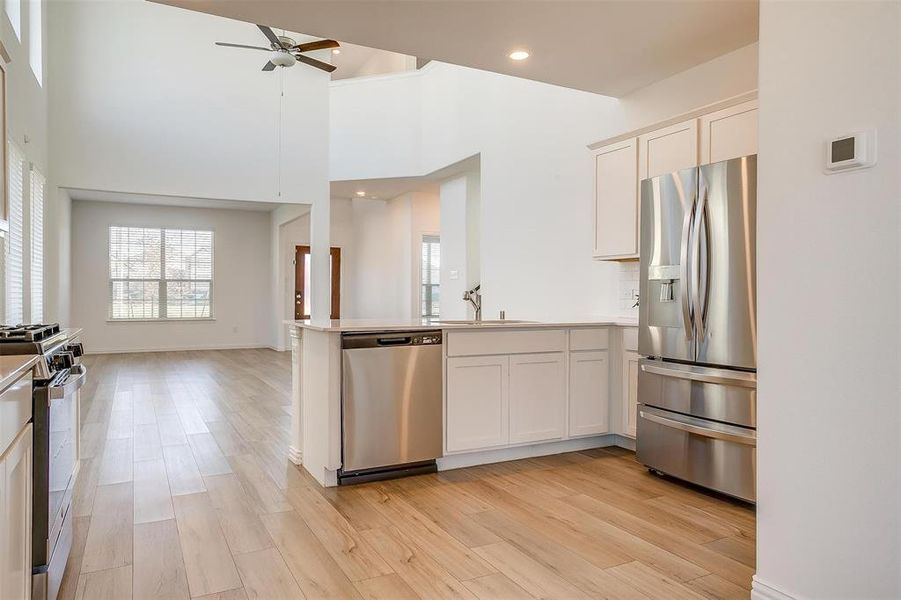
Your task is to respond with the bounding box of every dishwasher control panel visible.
[414,333,443,345]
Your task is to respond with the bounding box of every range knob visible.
[66,342,84,358]
[52,351,75,371]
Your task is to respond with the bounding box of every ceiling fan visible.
[215,24,339,73]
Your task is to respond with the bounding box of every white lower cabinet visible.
[0,423,33,600]
[569,350,610,437]
[509,353,566,444]
[446,355,509,452]
[622,350,640,437]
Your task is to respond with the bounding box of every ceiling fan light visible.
[270,51,296,67]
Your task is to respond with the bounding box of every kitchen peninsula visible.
[288,318,638,487]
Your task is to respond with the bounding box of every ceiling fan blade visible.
[257,24,282,47]
[291,39,340,53]
[294,53,337,73]
[262,61,277,72]
[215,42,270,51]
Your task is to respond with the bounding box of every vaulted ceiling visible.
[149,0,758,96]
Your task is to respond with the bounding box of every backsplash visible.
[618,262,639,316]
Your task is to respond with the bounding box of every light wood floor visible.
[60,349,755,600]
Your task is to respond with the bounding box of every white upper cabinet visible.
[446,355,509,453]
[699,99,759,165]
[569,350,610,437]
[590,97,757,262]
[637,119,699,180]
[508,353,566,444]
[592,138,638,260]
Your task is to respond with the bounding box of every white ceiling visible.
[331,177,439,201]
[66,188,281,211]
[330,42,411,80]
[330,154,479,200]
[150,0,758,96]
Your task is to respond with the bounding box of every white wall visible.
[755,3,900,599]
[47,0,330,206]
[0,0,69,325]
[350,191,440,320]
[330,45,758,321]
[440,175,479,319]
[72,200,272,353]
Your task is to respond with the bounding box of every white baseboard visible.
[288,446,303,465]
[437,434,618,471]
[614,434,636,451]
[752,576,798,600]
[86,343,272,355]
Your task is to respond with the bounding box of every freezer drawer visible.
[637,405,756,502]
[638,358,756,428]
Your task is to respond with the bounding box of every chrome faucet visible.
[462,284,482,321]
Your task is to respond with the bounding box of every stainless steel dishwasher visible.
[339,330,443,484]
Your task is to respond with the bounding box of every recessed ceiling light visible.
[355,191,366,197]
[509,50,530,61]
[332,49,341,55]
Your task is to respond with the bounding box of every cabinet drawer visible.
[622,328,638,352]
[446,329,566,357]
[0,372,32,455]
[570,328,609,351]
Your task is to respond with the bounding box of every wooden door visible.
[1,424,32,600]
[593,138,639,260]
[294,246,341,320]
[446,355,509,452]
[509,353,566,444]
[637,118,699,180]
[699,99,759,165]
[622,350,640,437]
[569,350,610,437]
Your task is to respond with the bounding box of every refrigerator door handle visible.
[640,360,757,388]
[639,407,757,446]
[692,179,710,340]
[679,191,696,340]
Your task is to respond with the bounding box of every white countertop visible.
[288,317,638,333]
[0,355,38,394]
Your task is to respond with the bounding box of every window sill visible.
[107,318,216,323]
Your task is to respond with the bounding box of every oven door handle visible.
[49,364,88,400]
[639,407,757,446]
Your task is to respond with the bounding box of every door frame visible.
[294,245,341,320]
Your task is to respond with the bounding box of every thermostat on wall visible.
[825,130,876,173]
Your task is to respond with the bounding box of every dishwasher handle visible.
[377,336,413,346]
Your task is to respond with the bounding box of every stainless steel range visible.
[636,155,757,503]
[0,324,86,600]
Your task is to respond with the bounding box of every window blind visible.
[421,234,440,318]
[108,226,213,320]
[30,166,44,323]
[6,141,25,324]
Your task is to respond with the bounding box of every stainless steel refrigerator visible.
[636,154,757,502]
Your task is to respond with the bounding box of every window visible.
[29,166,43,322]
[6,141,24,324]
[4,0,20,41]
[28,0,41,85]
[420,234,440,318]
[109,226,213,320]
